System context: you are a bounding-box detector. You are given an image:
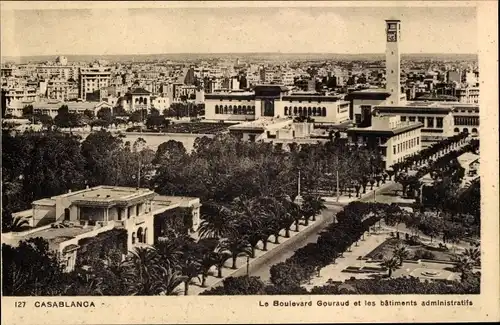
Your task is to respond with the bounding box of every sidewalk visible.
[322,180,396,205]
[303,230,388,289]
[184,214,325,295]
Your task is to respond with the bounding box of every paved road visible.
[229,203,344,283]
[240,181,402,283]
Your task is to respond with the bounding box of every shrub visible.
[412,249,436,260]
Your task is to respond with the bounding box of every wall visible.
[32,204,56,227]
[72,131,215,153]
[386,128,422,167]
[352,98,387,122]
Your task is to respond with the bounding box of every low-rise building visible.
[2,186,201,272]
[204,85,350,124]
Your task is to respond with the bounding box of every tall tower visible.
[385,19,401,105]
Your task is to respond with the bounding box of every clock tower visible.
[385,19,401,105]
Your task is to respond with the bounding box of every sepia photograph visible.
[1,1,498,324]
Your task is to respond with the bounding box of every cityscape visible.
[1,5,481,297]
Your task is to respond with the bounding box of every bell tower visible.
[385,19,401,105]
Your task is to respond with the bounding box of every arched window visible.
[471,128,478,134]
[216,105,220,114]
[307,107,312,116]
[132,232,136,245]
[144,98,147,105]
[454,127,460,133]
[298,107,303,116]
[463,128,469,133]
[293,107,297,115]
[233,106,237,114]
[322,107,327,117]
[224,105,228,114]
[64,208,70,221]
[237,105,242,114]
[312,107,317,116]
[137,227,144,243]
[284,106,288,115]
[143,228,148,243]
[251,106,255,114]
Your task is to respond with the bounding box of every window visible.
[284,107,288,115]
[393,145,396,154]
[307,107,312,116]
[409,116,416,122]
[416,137,419,145]
[401,116,406,122]
[427,117,434,128]
[436,117,443,128]
[293,107,297,115]
[418,117,425,124]
[322,107,327,116]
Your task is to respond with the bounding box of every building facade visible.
[2,186,201,272]
[346,115,423,169]
[204,85,350,124]
[79,67,112,101]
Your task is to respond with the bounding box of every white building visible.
[346,115,423,168]
[2,186,201,272]
[204,85,350,124]
[79,67,112,101]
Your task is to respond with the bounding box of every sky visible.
[0,4,477,57]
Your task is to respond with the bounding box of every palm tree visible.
[155,238,183,270]
[157,266,186,295]
[180,256,201,295]
[462,247,481,266]
[452,254,474,282]
[381,257,400,278]
[199,252,216,287]
[124,246,162,295]
[219,237,252,269]
[212,250,231,278]
[5,215,29,232]
[245,229,265,258]
[199,203,237,239]
[392,244,410,266]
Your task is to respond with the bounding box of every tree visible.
[129,109,147,124]
[199,252,216,287]
[452,254,474,282]
[381,257,400,278]
[83,109,95,120]
[123,246,163,295]
[392,244,410,266]
[2,238,66,296]
[219,237,252,269]
[270,262,308,287]
[22,105,34,117]
[462,247,481,266]
[146,115,169,130]
[212,250,231,278]
[96,107,113,126]
[199,202,237,239]
[157,266,186,295]
[200,276,265,295]
[180,256,201,295]
[3,215,29,233]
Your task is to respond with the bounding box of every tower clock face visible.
[387,32,397,42]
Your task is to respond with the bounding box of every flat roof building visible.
[3,186,201,272]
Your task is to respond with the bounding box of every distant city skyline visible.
[1,5,477,58]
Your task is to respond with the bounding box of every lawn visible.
[365,237,457,262]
